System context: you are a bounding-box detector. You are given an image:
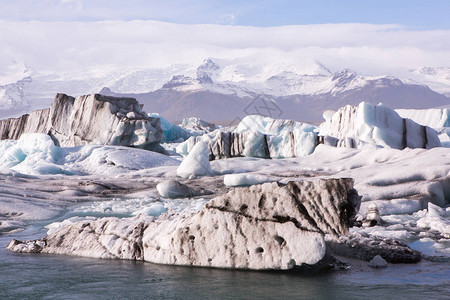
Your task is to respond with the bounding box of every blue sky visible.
[0,0,449,29]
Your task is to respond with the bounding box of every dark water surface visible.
[1,225,449,299]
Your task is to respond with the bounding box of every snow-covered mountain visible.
[101,59,450,122]
[0,63,32,116]
[408,67,450,97]
[1,58,450,122]
[160,59,413,98]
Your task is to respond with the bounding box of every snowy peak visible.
[196,58,220,84]
[415,66,450,78]
[154,59,415,98]
[0,63,33,112]
[409,67,450,96]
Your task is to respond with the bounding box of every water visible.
[1,224,449,299]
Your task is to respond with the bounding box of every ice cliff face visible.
[320,102,441,149]
[176,103,441,160]
[8,178,360,270]
[0,93,163,149]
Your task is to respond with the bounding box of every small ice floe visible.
[7,239,46,253]
[223,173,274,187]
[363,203,381,227]
[156,180,193,198]
[368,255,388,268]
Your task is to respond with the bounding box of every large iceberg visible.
[177,103,441,161]
[319,102,441,149]
[8,178,361,270]
[395,108,450,147]
[176,115,318,159]
[0,93,164,149]
[395,108,450,129]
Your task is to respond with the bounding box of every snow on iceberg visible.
[0,133,180,176]
[396,108,450,129]
[319,102,441,149]
[223,173,274,187]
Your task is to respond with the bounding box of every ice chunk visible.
[416,203,450,236]
[156,180,193,198]
[149,113,190,142]
[223,173,274,187]
[368,255,388,268]
[177,141,211,178]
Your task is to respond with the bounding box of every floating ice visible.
[319,102,441,149]
[236,114,316,136]
[223,173,274,187]
[416,203,450,237]
[0,133,180,176]
[156,180,193,198]
[177,141,211,178]
[149,113,190,142]
[177,115,318,159]
[396,108,450,129]
[368,255,388,268]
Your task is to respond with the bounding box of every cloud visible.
[0,20,449,79]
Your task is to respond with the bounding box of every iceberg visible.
[319,102,441,149]
[0,93,164,149]
[223,173,274,187]
[177,141,211,178]
[8,178,361,270]
[176,115,318,159]
[0,133,179,176]
[149,113,190,142]
[396,108,450,129]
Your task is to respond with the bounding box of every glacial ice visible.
[177,115,318,159]
[177,102,441,162]
[9,179,360,270]
[319,102,441,149]
[396,108,450,129]
[223,173,274,187]
[149,113,190,142]
[177,141,211,178]
[156,180,193,198]
[236,115,316,136]
[0,133,180,176]
[0,93,164,149]
[3,101,450,268]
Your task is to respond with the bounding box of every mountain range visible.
[2,59,450,123]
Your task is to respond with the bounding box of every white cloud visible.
[0,20,449,78]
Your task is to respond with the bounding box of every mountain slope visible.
[100,60,450,123]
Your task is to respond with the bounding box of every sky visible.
[0,0,450,81]
[1,0,449,29]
